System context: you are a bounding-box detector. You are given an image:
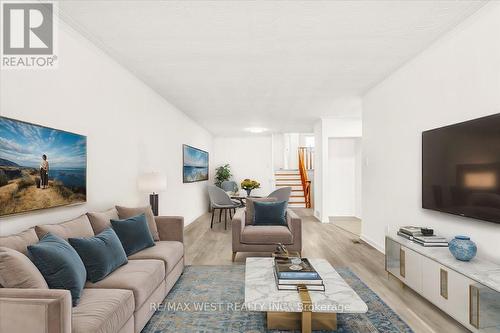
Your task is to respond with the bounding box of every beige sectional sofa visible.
[0,210,184,333]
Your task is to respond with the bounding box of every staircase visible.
[274,170,307,208]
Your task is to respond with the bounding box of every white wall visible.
[213,136,273,196]
[314,117,362,222]
[272,133,285,170]
[354,139,362,218]
[362,3,500,261]
[327,138,361,218]
[313,121,324,220]
[0,21,212,235]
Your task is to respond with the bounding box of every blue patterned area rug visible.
[143,265,413,333]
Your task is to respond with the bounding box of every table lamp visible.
[138,172,167,216]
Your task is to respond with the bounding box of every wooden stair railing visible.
[298,147,314,170]
[298,147,313,208]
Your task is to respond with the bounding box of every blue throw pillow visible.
[111,213,155,256]
[27,233,86,307]
[68,228,128,283]
[253,201,287,226]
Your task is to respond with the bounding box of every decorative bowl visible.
[449,236,477,261]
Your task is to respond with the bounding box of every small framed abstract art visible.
[183,144,208,183]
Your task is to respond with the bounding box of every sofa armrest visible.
[286,209,302,250]
[155,216,184,243]
[232,209,245,248]
[0,288,72,333]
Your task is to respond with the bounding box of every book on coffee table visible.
[274,258,321,280]
[274,258,325,291]
[276,283,325,291]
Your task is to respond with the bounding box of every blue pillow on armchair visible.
[253,201,287,226]
[68,228,128,283]
[111,213,155,256]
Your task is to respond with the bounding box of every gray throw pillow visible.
[87,208,119,234]
[0,247,48,289]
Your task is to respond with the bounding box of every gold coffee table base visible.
[267,312,337,332]
[266,284,337,333]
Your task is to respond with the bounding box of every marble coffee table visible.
[245,257,368,332]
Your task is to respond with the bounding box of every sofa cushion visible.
[28,233,87,306]
[69,228,128,283]
[253,201,287,226]
[72,288,134,333]
[245,197,277,225]
[35,215,94,240]
[87,208,119,234]
[0,247,48,289]
[128,241,183,275]
[241,225,293,245]
[116,205,159,241]
[85,259,165,310]
[111,214,155,256]
[0,228,39,254]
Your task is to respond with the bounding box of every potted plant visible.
[241,179,260,196]
[214,164,232,187]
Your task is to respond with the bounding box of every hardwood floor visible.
[328,216,362,236]
[184,208,468,333]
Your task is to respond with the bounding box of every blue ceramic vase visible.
[449,236,477,261]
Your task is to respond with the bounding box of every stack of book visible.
[397,226,422,239]
[274,258,325,291]
[413,235,448,247]
[398,226,448,247]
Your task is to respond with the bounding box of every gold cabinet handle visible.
[440,269,448,299]
[400,249,405,278]
[469,284,480,329]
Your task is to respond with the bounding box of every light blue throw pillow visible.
[28,233,86,306]
[69,228,128,283]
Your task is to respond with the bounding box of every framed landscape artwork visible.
[183,144,209,183]
[0,116,87,217]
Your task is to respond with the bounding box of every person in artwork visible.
[40,154,49,189]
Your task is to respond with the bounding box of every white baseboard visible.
[360,234,385,254]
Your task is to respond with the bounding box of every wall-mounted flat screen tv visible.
[0,116,87,216]
[422,113,500,224]
[183,144,208,183]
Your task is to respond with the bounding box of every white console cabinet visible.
[385,234,500,333]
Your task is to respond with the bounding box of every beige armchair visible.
[231,208,302,261]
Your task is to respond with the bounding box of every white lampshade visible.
[138,172,167,193]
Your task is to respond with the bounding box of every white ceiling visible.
[59,1,486,136]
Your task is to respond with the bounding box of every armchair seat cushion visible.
[128,241,183,275]
[85,259,164,310]
[72,288,134,333]
[241,225,293,245]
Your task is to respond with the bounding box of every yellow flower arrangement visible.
[241,179,260,190]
